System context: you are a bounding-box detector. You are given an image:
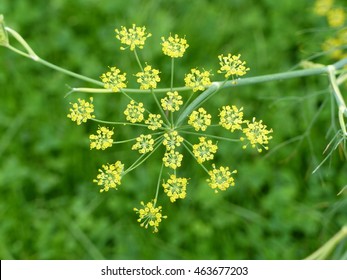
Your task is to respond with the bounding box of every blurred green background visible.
[0,0,346,259]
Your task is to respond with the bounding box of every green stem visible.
[133,48,144,72]
[305,225,347,260]
[171,57,174,91]
[154,162,164,206]
[179,129,241,142]
[91,118,148,128]
[182,140,209,174]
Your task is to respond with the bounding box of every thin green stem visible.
[170,57,175,91]
[305,225,347,260]
[125,139,162,174]
[150,89,171,126]
[133,48,144,72]
[182,140,209,174]
[179,129,241,142]
[154,162,164,206]
[91,118,148,128]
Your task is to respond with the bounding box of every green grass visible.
[0,0,346,259]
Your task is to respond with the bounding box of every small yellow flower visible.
[162,174,188,202]
[207,164,237,193]
[188,107,211,131]
[145,114,164,130]
[219,105,244,132]
[89,126,114,150]
[163,131,184,151]
[124,100,145,123]
[313,0,334,16]
[241,117,273,152]
[161,91,183,112]
[162,150,183,169]
[134,200,167,233]
[322,37,345,59]
[132,134,154,154]
[327,8,346,28]
[193,137,218,164]
[161,34,189,58]
[115,24,152,51]
[218,53,250,79]
[93,161,124,192]
[184,68,212,92]
[135,65,161,90]
[67,97,95,125]
[100,66,127,92]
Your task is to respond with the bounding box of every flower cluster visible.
[133,200,167,233]
[135,65,161,90]
[115,24,151,51]
[67,24,273,233]
[218,54,250,79]
[67,97,95,125]
[89,126,114,150]
[100,66,127,92]
[313,0,347,60]
[184,68,212,92]
[161,34,189,58]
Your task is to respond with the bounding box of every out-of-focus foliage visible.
[0,0,346,259]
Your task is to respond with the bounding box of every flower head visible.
[161,91,183,112]
[89,126,114,150]
[162,150,183,169]
[115,24,151,51]
[188,107,211,131]
[218,53,250,79]
[67,97,95,125]
[193,137,218,164]
[132,134,154,154]
[162,174,188,202]
[161,34,189,58]
[134,200,167,233]
[313,0,334,16]
[241,117,273,152]
[207,164,237,193]
[327,8,346,28]
[93,161,124,192]
[163,130,184,151]
[135,65,160,90]
[100,66,127,92]
[145,114,164,130]
[184,68,212,92]
[124,100,145,123]
[219,105,244,132]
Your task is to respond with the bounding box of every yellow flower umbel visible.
[188,107,211,131]
[207,164,237,193]
[135,65,160,89]
[89,126,114,150]
[218,53,250,79]
[162,150,183,169]
[193,137,218,164]
[67,97,95,125]
[219,105,244,132]
[184,68,212,92]
[100,66,127,92]
[241,117,273,152]
[163,131,184,151]
[132,134,154,154]
[161,91,183,112]
[124,100,145,123]
[145,114,164,130]
[115,24,152,51]
[161,34,189,58]
[313,0,334,16]
[93,161,124,192]
[327,8,346,28]
[133,200,167,233]
[162,174,188,202]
